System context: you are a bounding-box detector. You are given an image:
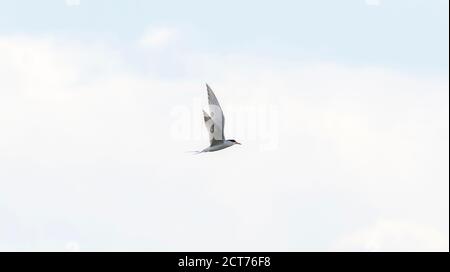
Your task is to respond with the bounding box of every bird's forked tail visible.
[185,150,204,155]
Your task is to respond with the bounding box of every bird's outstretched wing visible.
[204,84,225,146]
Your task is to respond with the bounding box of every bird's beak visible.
[236,142,242,145]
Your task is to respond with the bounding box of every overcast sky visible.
[0,0,448,251]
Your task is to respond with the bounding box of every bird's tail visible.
[185,150,203,155]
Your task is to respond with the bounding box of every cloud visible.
[139,26,179,49]
[332,219,448,251]
[365,0,381,6]
[0,33,448,251]
[65,0,80,7]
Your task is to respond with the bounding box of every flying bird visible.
[194,84,241,153]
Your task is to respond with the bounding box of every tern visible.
[193,84,241,153]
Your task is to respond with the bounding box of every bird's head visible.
[228,139,241,145]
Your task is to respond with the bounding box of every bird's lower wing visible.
[206,84,225,141]
[203,110,224,146]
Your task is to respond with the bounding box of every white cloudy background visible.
[0,0,448,251]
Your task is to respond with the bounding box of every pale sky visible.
[0,0,448,251]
